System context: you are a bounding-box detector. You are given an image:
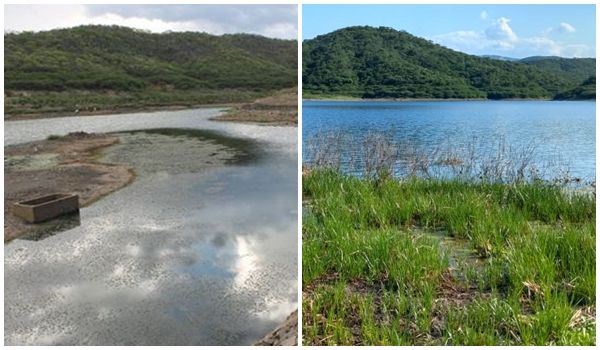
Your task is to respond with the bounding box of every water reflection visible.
[181,235,239,279]
[4,112,297,345]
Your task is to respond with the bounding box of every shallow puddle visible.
[412,228,485,273]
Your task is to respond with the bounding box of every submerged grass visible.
[303,169,595,345]
[112,128,262,165]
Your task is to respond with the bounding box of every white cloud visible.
[484,17,518,48]
[260,22,298,40]
[558,22,576,33]
[4,4,297,39]
[480,11,488,20]
[433,30,488,52]
[521,37,563,56]
[540,22,577,37]
[4,5,87,33]
[82,13,201,33]
[559,44,591,57]
[5,8,204,35]
[432,16,593,58]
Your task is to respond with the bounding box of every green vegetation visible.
[5,25,297,117]
[303,169,595,345]
[554,76,596,100]
[303,26,595,100]
[5,89,265,117]
[520,56,595,84]
[114,128,262,164]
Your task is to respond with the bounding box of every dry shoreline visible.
[212,88,298,126]
[5,89,299,126]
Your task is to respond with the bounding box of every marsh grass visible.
[303,164,595,345]
[304,132,588,186]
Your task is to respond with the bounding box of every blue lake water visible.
[303,100,595,181]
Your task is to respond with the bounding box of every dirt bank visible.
[4,132,134,241]
[213,89,297,126]
[254,310,298,346]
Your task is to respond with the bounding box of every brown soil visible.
[4,132,134,241]
[429,271,492,339]
[435,271,490,309]
[569,305,596,330]
[254,310,298,346]
[213,89,297,126]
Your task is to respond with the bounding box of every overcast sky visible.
[4,4,298,39]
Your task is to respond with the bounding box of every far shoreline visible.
[5,89,299,126]
[302,97,594,102]
[4,103,236,122]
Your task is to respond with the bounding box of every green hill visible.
[4,25,297,117]
[303,26,594,100]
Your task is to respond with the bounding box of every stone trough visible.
[12,193,79,223]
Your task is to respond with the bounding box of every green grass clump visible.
[303,169,595,345]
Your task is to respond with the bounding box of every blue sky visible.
[303,4,595,58]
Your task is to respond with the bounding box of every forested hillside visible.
[303,26,595,100]
[519,56,595,84]
[553,75,596,100]
[4,25,297,117]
